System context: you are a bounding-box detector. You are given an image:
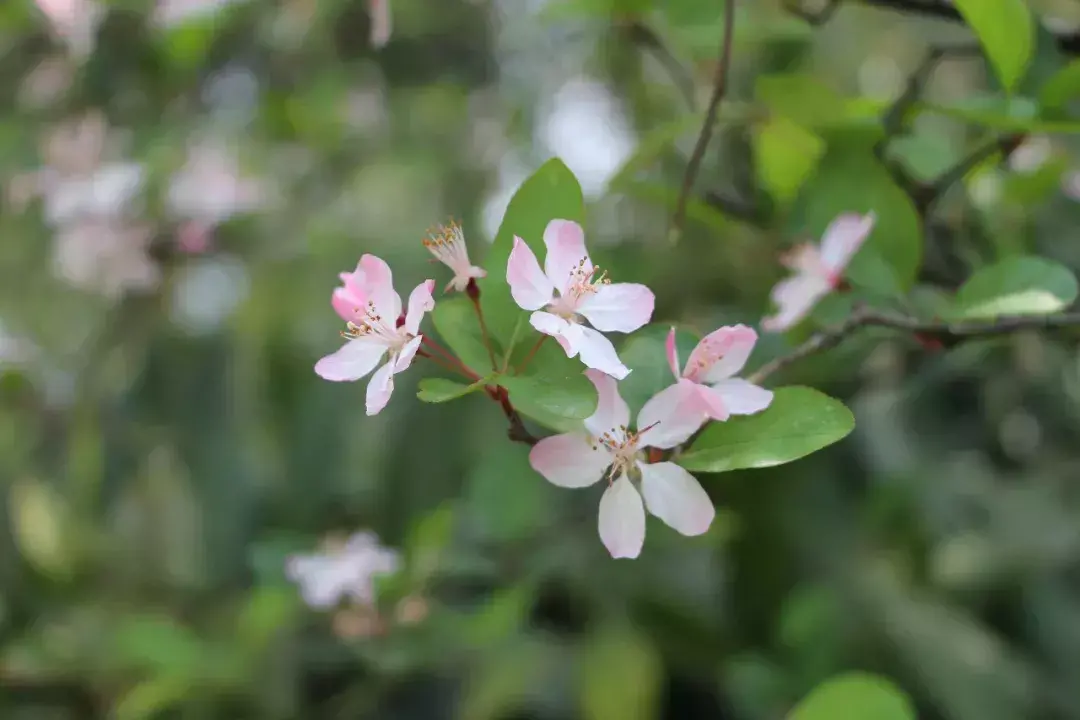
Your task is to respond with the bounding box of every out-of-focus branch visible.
[617,19,698,110]
[748,308,1080,384]
[672,0,737,238]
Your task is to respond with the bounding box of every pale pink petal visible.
[369,0,392,48]
[577,283,654,333]
[365,361,396,415]
[358,254,402,320]
[507,237,555,310]
[638,461,714,536]
[598,476,645,559]
[332,286,365,323]
[404,279,435,335]
[529,311,578,356]
[637,379,708,449]
[665,327,681,379]
[529,433,611,488]
[583,369,630,438]
[761,274,831,333]
[690,324,758,385]
[693,383,730,422]
[819,212,875,274]
[315,339,387,382]
[707,378,773,416]
[542,219,591,293]
[394,335,423,372]
[577,326,630,380]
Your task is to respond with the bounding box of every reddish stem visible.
[417,349,477,381]
[421,336,481,381]
[515,335,548,374]
[468,290,498,371]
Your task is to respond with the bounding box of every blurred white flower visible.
[52,219,159,299]
[167,140,266,230]
[285,531,400,610]
[153,0,244,27]
[18,56,74,109]
[33,0,104,59]
[369,0,391,48]
[0,322,36,366]
[1008,135,1053,175]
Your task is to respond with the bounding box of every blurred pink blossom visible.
[33,0,103,58]
[506,219,653,379]
[369,0,391,48]
[52,219,159,299]
[153,0,242,27]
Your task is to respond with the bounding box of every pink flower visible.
[529,370,715,559]
[762,213,875,332]
[369,0,391,48]
[315,255,435,416]
[646,325,773,438]
[423,220,486,292]
[506,220,654,379]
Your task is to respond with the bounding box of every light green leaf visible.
[789,673,915,720]
[617,324,700,416]
[114,677,191,720]
[789,139,921,291]
[954,0,1034,92]
[431,296,500,376]
[756,73,845,127]
[580,625,661,720]
[480,159,585,342]
[406,504,455,586]
[951,256,1078,319]
[1039,59,1080,111]
[417,376,492,403]
[755,116,825,204]
[679,387,854,473]
[10,478,74,580]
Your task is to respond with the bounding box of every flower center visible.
[550,257,610,318]
[342,301,409,351]
[593,421,660,481]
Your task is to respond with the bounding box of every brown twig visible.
[748,308,1080,384]
[493,386,538,446]
[671,0,737,238]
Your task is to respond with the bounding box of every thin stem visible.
[419,338,482,381]
[516,335,548,374]
[671,0,737,238]
[469,294,498,371]
[494,386,538,446]
[500,315,525,374]
[416,349,477,381]
[748,308,1080,385]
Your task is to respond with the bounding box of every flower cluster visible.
[314,213,875,559]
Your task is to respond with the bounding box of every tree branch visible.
[672,0,737,238]
[618,19,698,110]
[748,308,1080,384]
[491,386,538,446]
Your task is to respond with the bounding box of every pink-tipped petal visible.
[694,383,730,422]
[819,212,875,274]
[692,324,758,384]
[332,286,365,323]
[598,476,645,559]
[638,461,714,537]
[637,379,708,449]
[583,369,631,438]
[507,237,555,310]
[577,283,654,333]
[404,279,435,335]
[665,327,681,379]
[394,335,423,372]
[365,360,396,415]
[576,326,630,380]
[529,311,578,357]
[529,433,611,488]
[369,0,392,48]
[314,339,387,382]
[707,378,773,416]
[358,254,402,320]
[542,219,591,293]
[761,275,830,333]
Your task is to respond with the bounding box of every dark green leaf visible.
[679,387,854,473]
[1039,59,1080,111]
[431,296,500,376]
[417,376,492,403]
[499,364,597,433]
[950,256,1078,319]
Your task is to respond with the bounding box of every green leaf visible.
[789,139,922,291]
[618,324,700,416]
[950,256,1078,319]
[580,625,662,720]
[114,677,191,720]
[466,441,554,540]
[405,504,455,586]
[431,296,499,376]
[755,74,846,127]
[1039,59,1080,111]
[789,672,916,720]
[10,478,75,580]
[498,362,597,433]
[755,117,825,204]
[480,159,585,342]
[954,0,1034,92]
[417,376,491,403]
[679,387,854,473]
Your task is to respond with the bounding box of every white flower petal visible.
[577,283,654,333]
[529,432,611,488]
[584,369,630,438]
[637,380,707,449]
[314,339,388,382]
[707,378,773,415]
[598,476,645,559]
[365,360,396,415]
[576,326,630,379]
[638,461,714,537]
[542,219,591,293]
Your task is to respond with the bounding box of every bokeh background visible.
[4,0,1080,718]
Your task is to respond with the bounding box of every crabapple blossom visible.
[314,254,435,416]
[423,220,486,293]
[285,531,399,610]
[529,370,715,559]
[506,219,654,379]
[369,0,391,48]
[642,325,773,437]
[762,212,876,332]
